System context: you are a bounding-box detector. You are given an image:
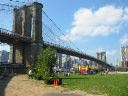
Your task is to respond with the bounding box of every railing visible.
[0,28,32,42]
[0,28,113,68]
[0,62,9,65]
[43,41,112,67]
[44,41,95,58]
[0,62,24,67]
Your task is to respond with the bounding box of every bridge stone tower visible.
[9,2,43,67]
[97,52,106,62]
[97,52,107,69]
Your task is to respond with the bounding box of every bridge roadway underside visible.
[44,42,113,68]
[0,30,113,69]
[0,29,32,45]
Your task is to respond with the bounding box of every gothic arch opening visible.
[28,15,34,38]
[17,17,23,35]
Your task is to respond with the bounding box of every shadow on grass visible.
[60,77,86,80]
[0,76,13,96]
[43,93,82,96]
[59,77,86,86]
[62,83,69,85]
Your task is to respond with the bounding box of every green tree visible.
[32,47,57,80]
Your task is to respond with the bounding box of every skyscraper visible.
[56,53,62,68]
[0,50,9,63]
[121,46,128,67]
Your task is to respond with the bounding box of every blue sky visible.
[0,0,128,65]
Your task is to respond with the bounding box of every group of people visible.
[100,68,109,75]
[64,71,70,77]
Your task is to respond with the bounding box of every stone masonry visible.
[9,2,43,67]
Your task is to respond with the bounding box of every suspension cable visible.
[42,10,80,51]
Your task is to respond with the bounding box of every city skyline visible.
[0,0,128,65]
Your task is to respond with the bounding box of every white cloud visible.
[106,50,117,57]
[96,48,104,53]
[106,50,117,64]
[96,48,117,56]
[0,47,2,51]
[123,8,128,21]
[62,5,128,41]
[120,34,128,45]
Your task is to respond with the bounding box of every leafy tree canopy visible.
[32,47,57,80]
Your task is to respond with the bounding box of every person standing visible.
[28,69,32,79]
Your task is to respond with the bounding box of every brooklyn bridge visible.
[0,2,113,69]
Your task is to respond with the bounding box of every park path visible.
[0,75,105,96]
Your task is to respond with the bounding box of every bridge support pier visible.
[10,44,24,64]
[9,43,42,67]
[9,2,43,67]
[23,43,42,67]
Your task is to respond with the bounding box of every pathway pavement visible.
[0,75,105,96]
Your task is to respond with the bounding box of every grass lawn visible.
[58,74,128,96]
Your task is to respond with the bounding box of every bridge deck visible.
[0,28,32,44]
[43,41,113,68]
[0,28,113,69]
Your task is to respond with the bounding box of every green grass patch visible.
[58,74,128,96]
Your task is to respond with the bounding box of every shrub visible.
[32,47,57,82]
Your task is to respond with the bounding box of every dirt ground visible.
[0,75,105,96]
